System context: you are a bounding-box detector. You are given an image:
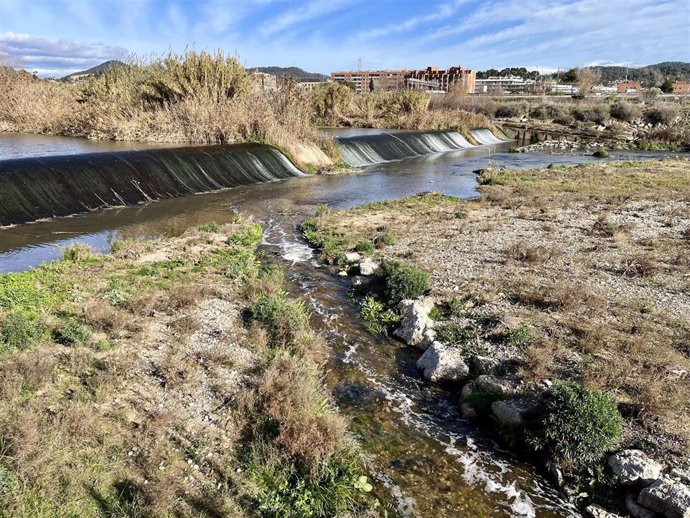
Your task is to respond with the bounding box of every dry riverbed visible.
[0,220,377,517]
[302,158,690,515]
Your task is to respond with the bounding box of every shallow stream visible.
[0,133,678,516]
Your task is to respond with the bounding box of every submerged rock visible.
[609,450,664,486]
[638,479,690,518]
[416,342,469,382]
[394,297,436,349]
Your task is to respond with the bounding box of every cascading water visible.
[336,130,480,167]
[471,128,506,146]
[0,143,303,226]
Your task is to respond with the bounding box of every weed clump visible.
[527,381,622,478]
[0,312,45,351]
[253,294,310,348]
[375,261,429,306]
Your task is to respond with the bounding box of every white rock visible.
[344,252,362,263]
[585,504,625,518]
[475,375,522,396]
[491,398,533,427]
[626,494,659,518]
[609,450,664,486]
[338,270,348,277]
[393,298,435,349]
[416,342,469,382]
[359,257,379,276]
[638,479,690,518]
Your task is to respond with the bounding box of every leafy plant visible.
[0,312,45,351]
[355,241,375,253]
[53,319,92,346]
[359,296,399,335]
[375,260,429,306]
[253,294,310,348]
[527,381,623,478]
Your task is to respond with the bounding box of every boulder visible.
[585,504,625,518]
[344,252,362,263]
[359,258,379,276]
[638,479,690,518]
[394,298,436,349]
[609,450,663,486]
[626,494,660,518]
[475,375,522,396]
[351,275,372,289]
[460,402,477,418]
[416,342,469,382]
[470,355,500,374]
[491,398,534,427]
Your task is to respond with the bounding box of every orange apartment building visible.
[672,82,690,94]
[406,66,476,94]
[331,65,476,94]
[330,69,409,93]
[617,81,642,93]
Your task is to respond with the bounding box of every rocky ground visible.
[303,158,690,518]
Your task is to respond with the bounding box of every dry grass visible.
[0,221,371,517]
[305,159,690,457]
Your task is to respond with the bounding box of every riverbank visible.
[0,220,377,517]
[301,158,690,516]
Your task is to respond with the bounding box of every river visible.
[0,132,677,517]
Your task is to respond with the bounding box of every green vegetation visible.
[528,382,623,478]
[375,260,430,306]
[359,296,400,335]
[0,221,374,517]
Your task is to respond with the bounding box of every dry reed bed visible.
[307,159,690,460]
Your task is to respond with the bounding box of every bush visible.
[253,294,310,348]
[609,102,640,122]
[495,102,528,118]
[62,243,94,262]
[644,105,679,126]
[0,312,44,351]
[529,103,566,121]
[572,105,609,125]
[197,222,220,233]
[375,261,429,306]
[53,319,92,346]
[355,241,375,253]
[359,296,399,335]
[528,382,622,477]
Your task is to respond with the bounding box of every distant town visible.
[247,63,690,96]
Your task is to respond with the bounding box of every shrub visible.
[495,102,528,118]
[227,223,263,247]
[609,102,640,122]
[0,312,45,351]
[62,243,93,262]
[644,105,679,126]
[496,324,532,346]
[572,105,609,125]
[375,231,396,248]
[529,103,566,121]
[355,241,375,253]
[53,319,92,346]
[197,222,220,233]
[253,294,310,348]
[359,296,399,335]
[375,261,429,306]
[528,381,622,477]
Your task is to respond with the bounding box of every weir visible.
[336,129,505,167]
[0,143,303,226]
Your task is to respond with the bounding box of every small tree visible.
[574,67,601,97]
[660,78,674,93]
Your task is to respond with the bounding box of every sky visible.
[0,0,688,77]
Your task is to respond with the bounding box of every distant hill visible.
[478,62,690,86]
[61,60,126,81]
[249,66,328,82]
[588,61,690,84]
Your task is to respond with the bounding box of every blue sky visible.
[1,0,688,77]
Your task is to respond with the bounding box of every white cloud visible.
[0,33,127,76]
[260,0,358,36]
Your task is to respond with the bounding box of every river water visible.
[0,133,677,517]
